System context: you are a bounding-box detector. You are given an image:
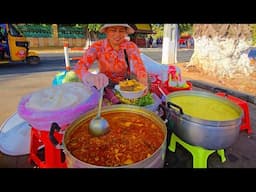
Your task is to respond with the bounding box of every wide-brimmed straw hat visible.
[99,24,135,34]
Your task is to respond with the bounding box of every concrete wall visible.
[27,37,86,48]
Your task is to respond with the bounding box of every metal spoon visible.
[89,87,110,136]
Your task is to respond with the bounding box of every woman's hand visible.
[82,72,109,89]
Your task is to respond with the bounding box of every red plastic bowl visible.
[166,81,192,92]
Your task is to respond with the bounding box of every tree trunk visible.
[189,24,256,78]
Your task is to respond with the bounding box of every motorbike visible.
[0,24,40,64]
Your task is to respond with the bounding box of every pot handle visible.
[158,103,169,122]
[167,101,184,115]
[49,122,63,150]
[213,87,229,96]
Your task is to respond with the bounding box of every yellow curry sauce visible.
[169,95,240,121]
[66,112,164,167]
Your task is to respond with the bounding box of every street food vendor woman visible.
[74,24,148,90]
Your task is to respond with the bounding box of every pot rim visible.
[62,104,167,168]
[166,90,243,125]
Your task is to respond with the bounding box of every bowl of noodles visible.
[114,79,147,99]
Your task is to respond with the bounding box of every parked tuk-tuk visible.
[0,24,40,64]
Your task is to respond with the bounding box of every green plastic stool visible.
[168,133,226,168]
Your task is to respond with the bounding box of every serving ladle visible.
[89,87,110,136]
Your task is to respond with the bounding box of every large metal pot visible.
[55,104,167,168]
[164,90,243,150]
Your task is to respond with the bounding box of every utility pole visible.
[161,24,178,64]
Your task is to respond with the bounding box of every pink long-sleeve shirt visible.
[74,39,148,85]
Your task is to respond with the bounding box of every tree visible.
[151,24,193,39]
[87,24,102,32]
[189,24,256,79]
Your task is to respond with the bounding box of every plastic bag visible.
[17,84,100,131]
[52,71,66,85]
[52,70,81,86]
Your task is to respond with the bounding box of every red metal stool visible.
[29,127,67,168]
[215,92,252,134]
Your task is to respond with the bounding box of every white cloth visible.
[26,82,92,111]
[140,53,169,82]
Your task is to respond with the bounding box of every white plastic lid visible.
[0,112,31,156]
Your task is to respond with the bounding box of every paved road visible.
[142,48,194,63]
[0,48,193,76]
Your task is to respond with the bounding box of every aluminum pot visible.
[55,104,167,168]
[164,90,243,150]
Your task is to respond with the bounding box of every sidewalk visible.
[31,46,69,53]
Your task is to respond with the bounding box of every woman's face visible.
[105,26,127,47]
